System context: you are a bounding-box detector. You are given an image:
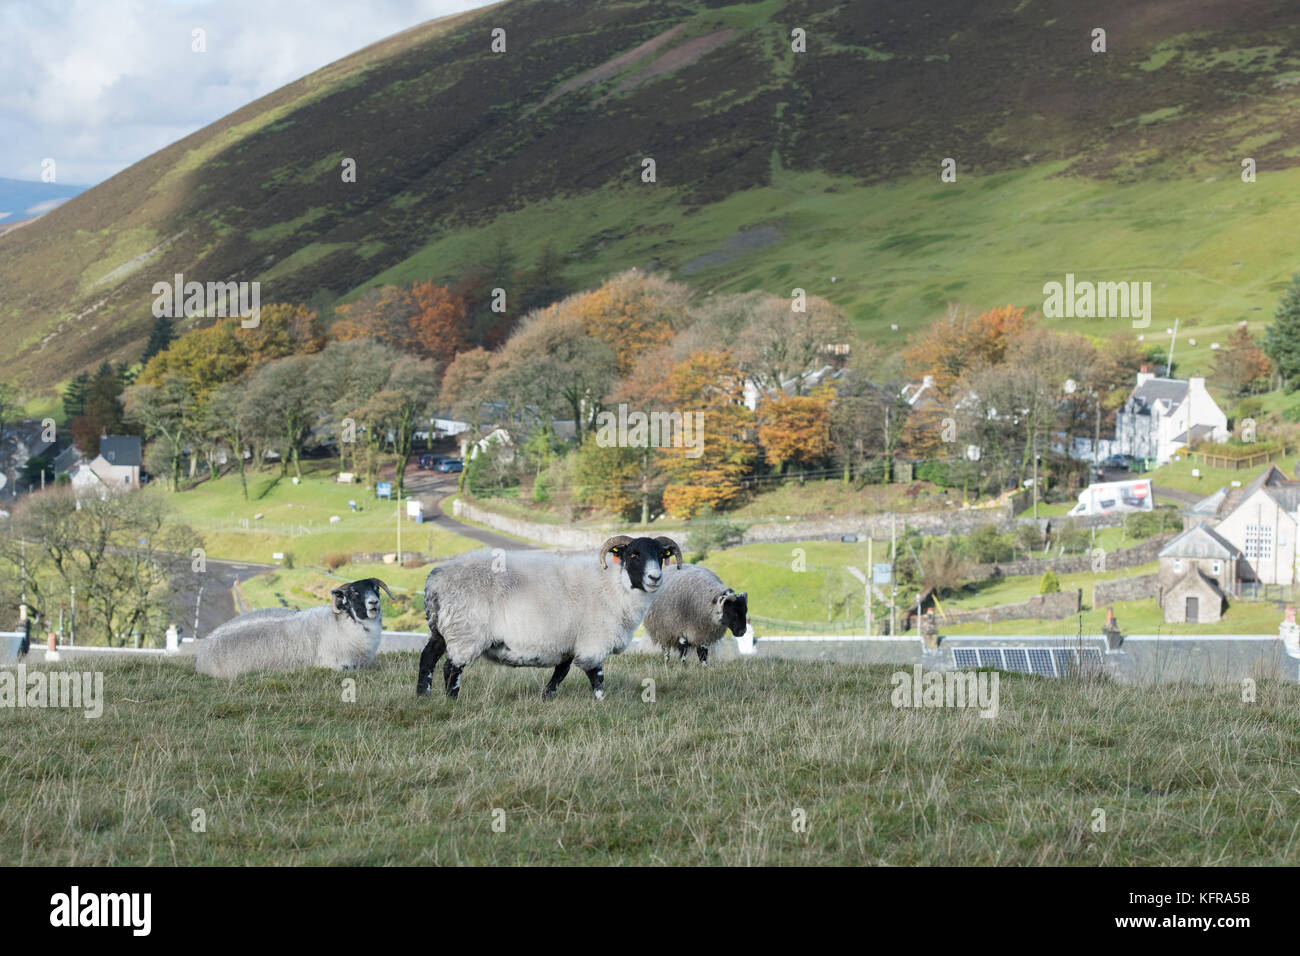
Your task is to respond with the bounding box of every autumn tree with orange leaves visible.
[903,304,1033,393]
[658,350,756,518]
[333,281,470,362]
[757,389,833,476]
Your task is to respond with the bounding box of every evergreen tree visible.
[1264,272,1300,391]
[63,371,91,420]
[141,315,174,365]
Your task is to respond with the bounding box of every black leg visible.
[697,645,709,666]
[443,657,464,699]
[542,659,572,700]
[678,638,689,664]
[583,664,605,701]
[417,633,446,696]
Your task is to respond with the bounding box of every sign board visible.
[872,563,892,586]
[376,481,392,499]
[272,552,284,561]
[406,499,423,518]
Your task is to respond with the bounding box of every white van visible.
[1067,478,1154,517]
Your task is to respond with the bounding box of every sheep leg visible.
[416,633,446,696]
[677,638,689,664]
[582,664,605,701]
[696,645,709,666]
[542,659,572,700]
[443,657,464,699]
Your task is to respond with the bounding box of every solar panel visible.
[1079,648,1104,677]
[978,649,1003,669]
[1028,648,1055,677]
[1053,649,1078,678]
[953,648,979,668]
[1003,648,1030,673]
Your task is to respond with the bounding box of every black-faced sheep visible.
[195,578,394,679]
[416,535,682,700]
[642,564,748,665]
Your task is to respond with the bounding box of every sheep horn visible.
[365,578,396,601]
[599,535,634,569]
[655,536,683,568]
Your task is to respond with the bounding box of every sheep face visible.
[602,536,682,595]
[330,578,393,623]
[718,590,749,636]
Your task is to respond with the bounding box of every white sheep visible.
[417,535,682,700]
[195,578,394,679]
[642,564,748,665]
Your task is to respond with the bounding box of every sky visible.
[0,0,495,186]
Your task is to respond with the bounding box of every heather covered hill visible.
[2,0,1300,390]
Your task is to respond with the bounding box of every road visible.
[401,468,530,552]
[170,557,272,640]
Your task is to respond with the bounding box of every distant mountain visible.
[1,0,1299,393]
[0,177,86,228]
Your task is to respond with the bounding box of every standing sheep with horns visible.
[417,534,682,700]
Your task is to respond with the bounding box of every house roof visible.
[1166,566,1228,602]
[1130,377,1188,413]
[1191,465,1300,520]
[1186,486,1227,517]
[97,435,142,468]
[1171,423,1216,445]
[1159,522,1242,560]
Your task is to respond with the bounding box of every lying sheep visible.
[643,564,748,665]
[195,578,394,679]
[417,535,682,701]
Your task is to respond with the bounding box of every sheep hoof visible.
[541,688,557,701]
[593,688,605,701]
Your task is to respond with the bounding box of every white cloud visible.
[0,0,493,184]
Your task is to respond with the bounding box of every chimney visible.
[1136,367,1154,387]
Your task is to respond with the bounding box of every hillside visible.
[2,0,1300,392]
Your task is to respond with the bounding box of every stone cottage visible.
[1157,522,1243,624]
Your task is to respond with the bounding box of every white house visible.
[1186,465,1300,586]
[1113,370,1228,466]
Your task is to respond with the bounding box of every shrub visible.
[969,523,1014,563]
[282,552,294,569]
[324,552,350,570]
[1039,569,1060,594]
[1016,522,1043,556]
[685,506,747,561]
[1055,521,1089,555]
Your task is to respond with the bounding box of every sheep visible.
[642,564,748,665]
[195,578,394,679]
[416,534,682,701]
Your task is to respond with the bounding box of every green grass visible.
[3,654,1297,864]
[166,461,482,566]
[1143,451,1300,496]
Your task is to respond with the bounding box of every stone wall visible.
[1092,573,1161,608]
[939,588,1081,626]
[455,496,1018,549]
[967,532,1174,581]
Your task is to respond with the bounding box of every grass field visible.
[3,654,1298,865]
[166,461,482,566]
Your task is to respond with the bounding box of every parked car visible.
[437,458,463,473]
[1101,454,1131,471]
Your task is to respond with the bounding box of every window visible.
[1212,561,1221,574]
[1245,525,1273,561]
[1174,559,1183,572]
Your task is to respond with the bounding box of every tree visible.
[205,382,253,500]
[0,486,199,646]
[405,281,471,364]
[658,350,757,517]
[757,389,833,476]
[62,371,91,421]
[564,270,691,376]
[440,347,494,431]
[140,315,174,365]
[488,306,618,444]
[571,437,642,519]
[1213,323,1271,396]
[1265,273,1300,391]
[240,356,318,479]
[734,294,852,396]
[312,339,400,475]
[124,376,197,492]
[360,357,442,499]
[903,304,1033,393]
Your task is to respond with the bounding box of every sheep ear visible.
[330,588,347,614]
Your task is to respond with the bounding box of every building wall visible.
[1214,490,1297,586]
[1158,554,1237,594]
[1163,577,1224,624]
